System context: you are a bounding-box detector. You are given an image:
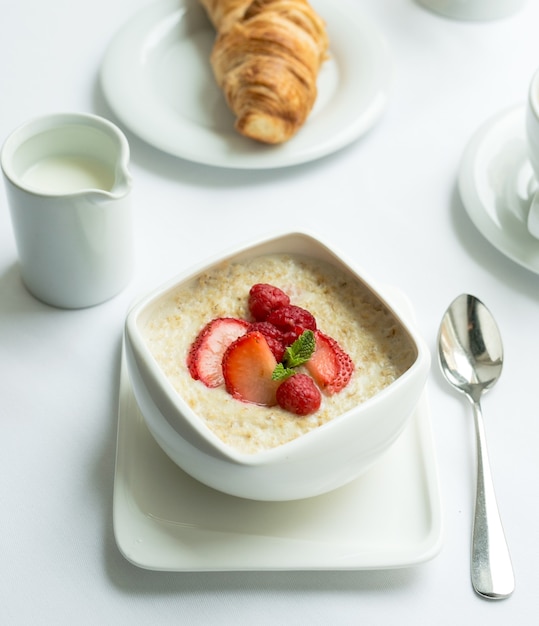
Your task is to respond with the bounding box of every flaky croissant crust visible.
[199,0,329,144]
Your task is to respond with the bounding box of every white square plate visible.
[113,290,443,571]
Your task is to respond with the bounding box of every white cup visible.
[525,68,539,238]
[417,0,526,20]
[527,68,539,183]
[1,112,133,309]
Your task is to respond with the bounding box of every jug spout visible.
[88,143,132,202]
[109,163,132,199]
[85,166,131,202]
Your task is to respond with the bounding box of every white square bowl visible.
[124,231,430,501]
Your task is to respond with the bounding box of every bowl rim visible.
[125,228,430,466]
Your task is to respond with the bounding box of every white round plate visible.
[459,105,539,274]
[100,0,392,169]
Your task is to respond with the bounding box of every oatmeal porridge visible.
[142,254,416,454]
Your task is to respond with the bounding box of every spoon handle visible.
[471,400,515,599]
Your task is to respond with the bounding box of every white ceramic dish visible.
[124,231,431,501]
[459,104,539,274]
[114,290,443,571]
[100,0,392,169]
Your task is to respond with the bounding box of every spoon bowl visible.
[439,294,503,401]
[438,294,514,599]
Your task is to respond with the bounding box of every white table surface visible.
[2,0,539,623]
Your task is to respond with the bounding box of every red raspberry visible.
[276,374,322,416]
[248,284,290,321]
[266,305,317,333]
[282,325,305,347]
[248,321,286,361]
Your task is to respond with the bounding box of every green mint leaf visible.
[282,330,316,368]
[272,363,296,381]
[272,331,316,381]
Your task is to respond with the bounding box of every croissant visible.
[198,0,329,144]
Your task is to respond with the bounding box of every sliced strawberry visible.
[248,283,290,321]
[276,373,321,416]
[222,331,280,406]
[187,317,250,387]
[304,331,338,388]
[248,321,286,361]
[305,331,354,395]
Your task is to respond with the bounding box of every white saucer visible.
[459,105,539,274]
[113,290,443,572]
[100,0,392,169]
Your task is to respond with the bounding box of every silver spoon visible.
[438,294,514,599]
